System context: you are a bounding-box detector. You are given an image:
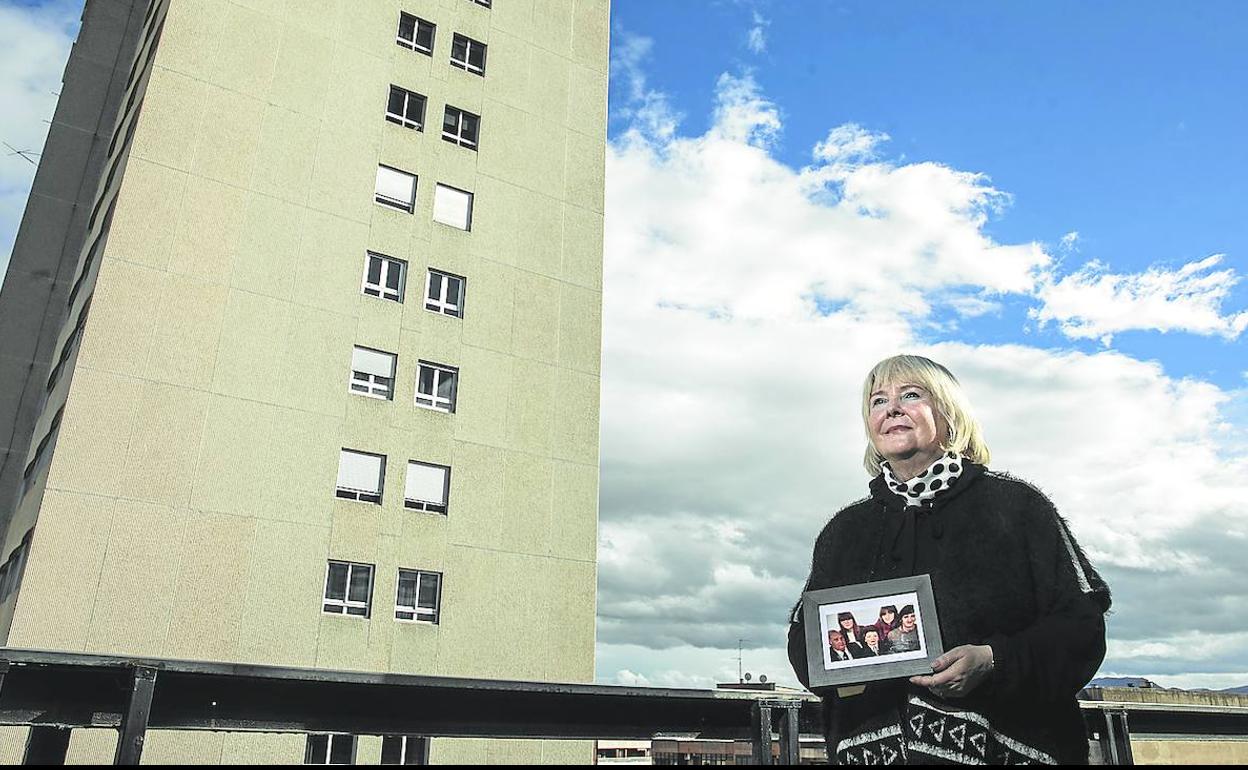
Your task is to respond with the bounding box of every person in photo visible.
[837,611,863,647]
[788,354,1110,765]
[827,629,854,663]
[887,604,921,653]
[852,627,883,658]
[871,604,900,650]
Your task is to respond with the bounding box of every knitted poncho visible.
[788,463,1111,765]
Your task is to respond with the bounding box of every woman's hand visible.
[909,644,994,698]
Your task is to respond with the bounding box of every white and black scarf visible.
[881,450,964,508]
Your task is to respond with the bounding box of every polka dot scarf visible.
[881,450,964,508]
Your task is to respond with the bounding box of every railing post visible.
[113,665,157,765]
[776,703,800,765]
[750,701,774,765]
[1108,708,1133,765]
[23,726,71,765]
[1097,707,1134,766]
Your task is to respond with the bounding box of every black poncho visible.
[788,462,1111,764]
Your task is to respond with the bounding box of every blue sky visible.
[608,1,1248,387]
[3,1,1248,690]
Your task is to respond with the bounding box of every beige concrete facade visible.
[1,0,607,763]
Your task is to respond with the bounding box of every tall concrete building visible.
[0,0,607,763]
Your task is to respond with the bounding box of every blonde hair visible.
[861,354,990,476]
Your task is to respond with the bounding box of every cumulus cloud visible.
[1032,254,1248,345]
[0,0,80,278]
[599,57,1248,690]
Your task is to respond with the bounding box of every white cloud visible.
[0,0,80,279]
[609,29,681,145]
[746,11,769,54]
[1032,254,1248,345]
[600,59,1248,691]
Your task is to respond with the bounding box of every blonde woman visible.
[788,355,1110,765]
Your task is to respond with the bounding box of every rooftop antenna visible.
[737,638,750,683]
[3,141,39,165]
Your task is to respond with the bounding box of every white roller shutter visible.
[433,184,472,230]
[376,166,415,207]
[338,450,383,492]
[405,462,447,504]
[351,347,395,378]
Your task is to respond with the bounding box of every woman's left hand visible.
[909,644,994,698]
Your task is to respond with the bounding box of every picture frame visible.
[802,574,944,688]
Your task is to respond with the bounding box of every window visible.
[405,461,449,514]
[47,296,92,392]
[432,184,473,230]
[362,252,406,302]
[0,531,33,603]
[381,735,429,765]
[306,733,357,764]
[449,34,487,75]
[385,85,426,131]
[336,449,385,503]
[395,569,442,623]
[396,12,435,55]
[467,0,492,7]
[414,362,457,413]
[350,346,397,400]
[23,407,64,490]
[322,561,373,618]
[441,107,479,151]
[68,199,115,309]
[375,165,417,213]
[425,270,465,318]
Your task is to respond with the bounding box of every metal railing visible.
[4,649,1247,765]
[0,648,818,765]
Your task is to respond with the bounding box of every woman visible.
[787,355,1110,765]
[837,611,864,647]
[871,605,899,652]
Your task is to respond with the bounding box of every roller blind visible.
[405,462,447,504]
[376,166,415,205]
[338,450,382,492]
[432,184,472,230]
[351,347,395,378]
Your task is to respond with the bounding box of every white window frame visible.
[362,251,406,303]
[385,84,426,131]
[335,449,385,503]
[395,569,442,623]
[449,33,487,76]
[374,164,417,213]
[381,735,428,766]
[306,733,358,765]
[424,269,465,318]
[349,346,397,400]
[396,12,435,55]
[432,183,473,230]
[322,561,373,618]
[414,362,458,413]
[404,460,450,514]
[441,106,479,151]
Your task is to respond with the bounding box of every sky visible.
[3,1,1248,693]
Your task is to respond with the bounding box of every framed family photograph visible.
[801,574,944,688]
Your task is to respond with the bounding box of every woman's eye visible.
[902,391,921,400]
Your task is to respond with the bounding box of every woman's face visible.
[840,617,854,630]
[867,381,947,464]
[881,609,895,624]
